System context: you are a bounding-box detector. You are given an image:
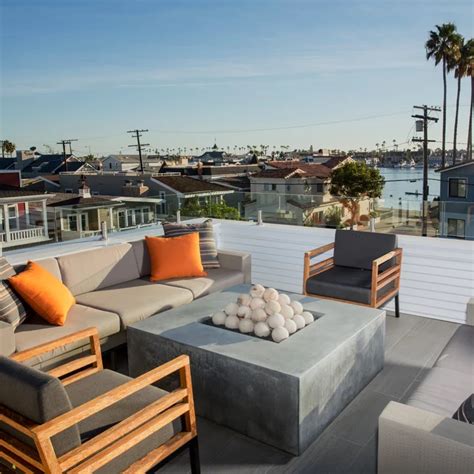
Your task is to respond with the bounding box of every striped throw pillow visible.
[0,257,28,329]
[453,394,473,424]
[162,219,220,269]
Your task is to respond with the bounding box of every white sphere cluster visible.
[210,285,315,342]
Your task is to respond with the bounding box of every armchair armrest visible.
[0,321,15,356]
[11,327,103,384]
[303,242,335,293]
[34,355,195,473]
[378,401,474,474]
[370,248,403,307]
[218,249,251,283]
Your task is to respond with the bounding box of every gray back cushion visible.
[0,356,81,456]
[57,243,141,295]
[334,230,397,270]
[130,239,151,277]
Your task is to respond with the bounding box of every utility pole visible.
[127,129,149,173]
[56,139,78,172]
[411,105,440,237]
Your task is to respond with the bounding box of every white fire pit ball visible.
[238,293,252,307]
[237,305,252,319]
[267,313,285,329]
[251,308,267,322]
[263,288,279,302]
[278,293,291,306]
[224,302,239,316]
[293,314,306,330]
[225,315,240,329]
[302,311,315,325]
[249,297,265,310]
[284,319,297,334]
[250,284,265,298]
[272,326,289,343]
[212,311,227,326]
[254,321,271,338]
[290,300,304,315]
[280,304,294,319]
[264,300,281,316]
[239,318,255,334]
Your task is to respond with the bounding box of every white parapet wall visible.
[4,219,474,325]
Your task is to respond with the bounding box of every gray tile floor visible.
[116,313,459,474]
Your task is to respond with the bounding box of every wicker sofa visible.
[378,324,474,473]
[0,239,251,369]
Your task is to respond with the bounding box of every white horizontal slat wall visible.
[215,220,474,324]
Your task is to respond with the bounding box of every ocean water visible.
[380,168,439,209]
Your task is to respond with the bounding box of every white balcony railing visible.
[0,226,48,247]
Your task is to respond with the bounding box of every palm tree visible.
[426,23,461,167]
[449,36,472,164]
[464,39,474,161]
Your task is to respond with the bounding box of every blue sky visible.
[1,0,472,155]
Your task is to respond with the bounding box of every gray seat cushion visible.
[403,366,474,418]
[334,230,397,270]
[305,265,394,305]
[66,369,179,474]
[164,267,245,299]
[15,305,121,365]
[435,325,474,376]
[76,279,194,328]
[0,356,81,456]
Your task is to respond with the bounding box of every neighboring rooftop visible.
[153,175,234,195]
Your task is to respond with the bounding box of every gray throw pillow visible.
[0,257,28,329]
[162,219,220,269]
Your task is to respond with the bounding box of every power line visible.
[127,129,149,173]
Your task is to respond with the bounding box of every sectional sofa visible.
[378,324,474,473]
[0,239,251,369]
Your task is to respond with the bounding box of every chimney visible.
[78,176,91,198]
[121,179,149,197]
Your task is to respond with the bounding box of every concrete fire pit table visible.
[128,284,385,455]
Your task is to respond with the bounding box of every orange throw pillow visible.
[146,233,207,281]
[8,261,75,326]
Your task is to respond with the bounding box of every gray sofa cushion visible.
[15,257,63,281]
[164,267,245,299]
[0,257,27,329]
[66,369,179,474]
[57,243,141,296]
[403,366,474,418]
[435,325,474,377]
[305,265,394,305]
[0,356,81,456]
[334,230,397,270]
[76,279,194,328]
[130,239,151,277]
[15,305,121,365]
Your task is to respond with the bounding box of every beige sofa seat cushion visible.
[75,279,193,328]
[15,305,121,365]
[164,268,245,299]
[57,243,141,296]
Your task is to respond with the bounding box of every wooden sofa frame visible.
[0,327,200,474]
[303,242,403,316]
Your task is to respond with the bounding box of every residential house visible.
[19,153,92,177]
[0,188,51,249]
[246,159,369,226]
[101,154,163,172]
[436,160,474,240]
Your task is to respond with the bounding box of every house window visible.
[447,218,465,239]
[80,213,89,231]
[8,205,18,230]
[448,178,467,198]
[109,163,113,169]
[286,185,291,192]
[316,183,324,193]
[65,188,73,194]
[66,214,78,231]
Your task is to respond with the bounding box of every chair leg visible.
[394,294,400,318]
[189,436,201,474]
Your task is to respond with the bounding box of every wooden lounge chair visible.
[303,230,403,317]
[0,327,200,473]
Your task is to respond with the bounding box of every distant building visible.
[437,160,474,240]
[18,152,93,177]
[101,154,163,172]
[0,188,51,249]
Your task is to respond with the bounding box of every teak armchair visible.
[0,327,200,473]
[303,230,403,317]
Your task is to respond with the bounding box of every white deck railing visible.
[0,227,48,246]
